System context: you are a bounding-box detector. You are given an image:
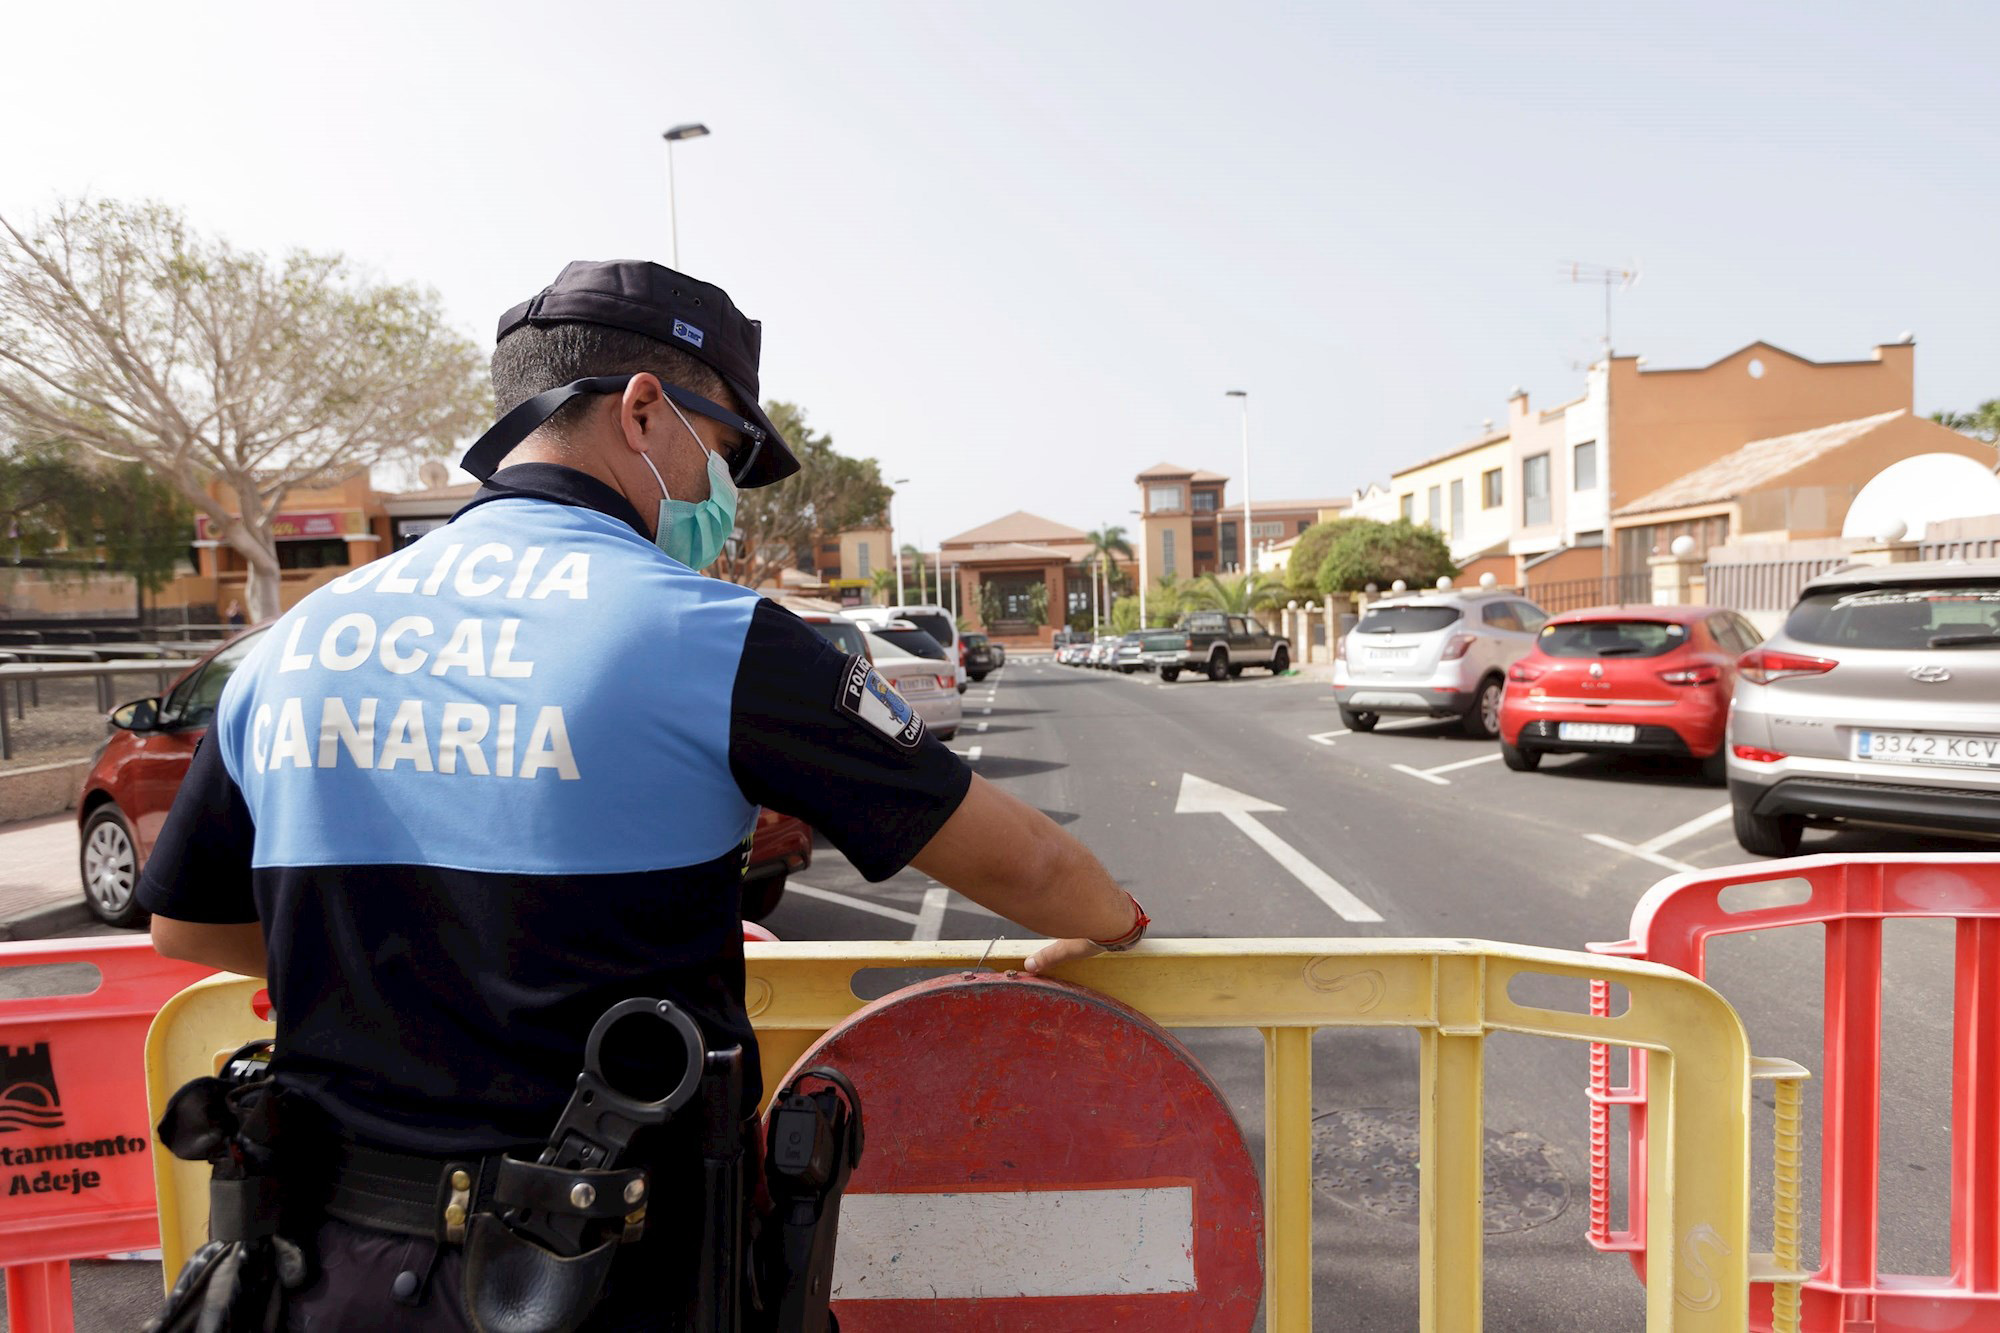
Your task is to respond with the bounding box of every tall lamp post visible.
[661,123,710,269]
[1226,389,1252,575]
[1129,508,1146,627]
[888,478,910,604]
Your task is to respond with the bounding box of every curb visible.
[0,899,94,941]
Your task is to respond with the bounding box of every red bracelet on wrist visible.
[1090,893,1150,952]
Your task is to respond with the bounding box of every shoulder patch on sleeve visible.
[834,654,926,750]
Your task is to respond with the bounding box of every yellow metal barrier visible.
[145,939,1752,1330]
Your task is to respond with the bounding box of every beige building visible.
[1611,409,1995,565]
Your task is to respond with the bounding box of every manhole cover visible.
[1311,1107,1570,1233]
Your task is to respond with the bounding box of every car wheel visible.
[1338,706,1378,732]
[741,873,786,923]
[1161,668,1180,682]
[1501,741,1541,772]
[1699,747,1728,786]
[937,728,957,742]
[1227,664,1244,678]
[1731,788,1803,858]
[970,672,988,682]
[1271,646,1290,674]
[1207,653,1229,682]
[1461,677,1503,739]
[80,805,147,929]
[958,683,968,694]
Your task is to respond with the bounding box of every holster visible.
[462,1213,621,1333]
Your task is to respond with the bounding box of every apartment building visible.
[1347,337,1926,590]
[1136,463,1347,580]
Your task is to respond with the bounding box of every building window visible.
[1400,494,1414,521]
[1522,454,1551,527]
[856,543,870,578]
[1219,520,1239,571]
[1427,486,1442,530]
[1297,519,1311,535]
[277,538,351,571]
[1148,485,1184,513]
[1192,491,1218,513]
[1250,520,1286,541]
[1450,479,1465,536]
[1482,468,1503,509]
[1161,529,1177,577]
[1576,529,1604,548]
[1573,441,1598,491]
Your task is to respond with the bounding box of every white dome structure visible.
[1842,453,2000,542]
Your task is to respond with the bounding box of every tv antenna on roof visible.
[1561,261,1640,358]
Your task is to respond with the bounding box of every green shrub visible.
[1315,519,1457,595]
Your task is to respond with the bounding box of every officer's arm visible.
[909,774,1139,974]
[151,916,268,978]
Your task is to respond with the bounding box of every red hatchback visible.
[75,623,813,928]
[1497,605,1764,782]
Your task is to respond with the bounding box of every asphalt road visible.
[766,657,1982,1329]
[12,655,1985,1328]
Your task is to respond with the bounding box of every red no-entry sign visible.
[776,972,1263,1331]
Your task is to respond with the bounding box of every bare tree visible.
[0,199,490,618]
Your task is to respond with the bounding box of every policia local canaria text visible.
[247,539,591,781]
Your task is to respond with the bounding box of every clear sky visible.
[4,1,1995,548]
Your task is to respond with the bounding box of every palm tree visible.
[1085,525,1134,626]
[900,543,928,603]
[1186,571,1287,614]
[870,567,898,602]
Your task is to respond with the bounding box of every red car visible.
[1496,605,1764,783]
[76,623,813,927]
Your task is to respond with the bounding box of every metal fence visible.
[1521,572,1651,612]
[1701,557,1851,613]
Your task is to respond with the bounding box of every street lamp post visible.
[661,123,710,269]
[888,478,910,604]
[1216,384,1248,572]
[1129,508,1146,627]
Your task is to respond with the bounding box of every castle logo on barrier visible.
[0,1043,63,1134]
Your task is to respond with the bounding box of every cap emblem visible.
[671,318,705,349]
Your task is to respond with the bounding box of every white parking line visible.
[953,746,983,763]
[1583,834,1698,876]
[1391,752,1506,785]
[785,881,921,925]
[1309,730,1345,746]
[1637,803,1733,854]
[974,721,989,733]
[913,886,950,941]
[1582,803,1732,876]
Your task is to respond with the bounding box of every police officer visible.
[140,259,1146,1330]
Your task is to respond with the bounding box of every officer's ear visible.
[615,373,669,455]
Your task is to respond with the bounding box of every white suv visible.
[848,604,965,692]
[1332,591,1550,738]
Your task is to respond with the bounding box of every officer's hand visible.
[1023,937,1104,974]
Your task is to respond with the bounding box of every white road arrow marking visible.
[1309,730,1347,745]
[1175,774,1382,922]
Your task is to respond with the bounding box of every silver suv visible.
[1728,560,2000,856]
[1332,590,1550,738]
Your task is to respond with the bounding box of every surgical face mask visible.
[638,401,739,570]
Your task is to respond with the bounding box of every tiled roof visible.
[1136,462,1196,480]
[948,541,1087,564]
[1614,410,1908,516]
[941,510,1093,546]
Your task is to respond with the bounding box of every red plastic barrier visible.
[0,937,213,1333]
[1588,853,2000,1332]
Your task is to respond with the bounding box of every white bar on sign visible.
[832,1186,1196,1300]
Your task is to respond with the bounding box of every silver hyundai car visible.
[1727,559,2000,855]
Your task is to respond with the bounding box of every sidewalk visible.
[0,814,93,939]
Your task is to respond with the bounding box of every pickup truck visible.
[1162,611,1291,682]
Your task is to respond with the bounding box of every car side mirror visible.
[110,697,161,732]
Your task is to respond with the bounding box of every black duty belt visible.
[321,1141,649,1248]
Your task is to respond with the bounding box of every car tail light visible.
[1507,660,1547,684]
[1335,634,1348,661]
[1732,744,1787,764]
[1440,632,1477,661]
[959,640,966,664]
[935,673,955,690]
[1737,648,1836,685]
[1659,664,1721,686]
[1184,635,1194,651]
